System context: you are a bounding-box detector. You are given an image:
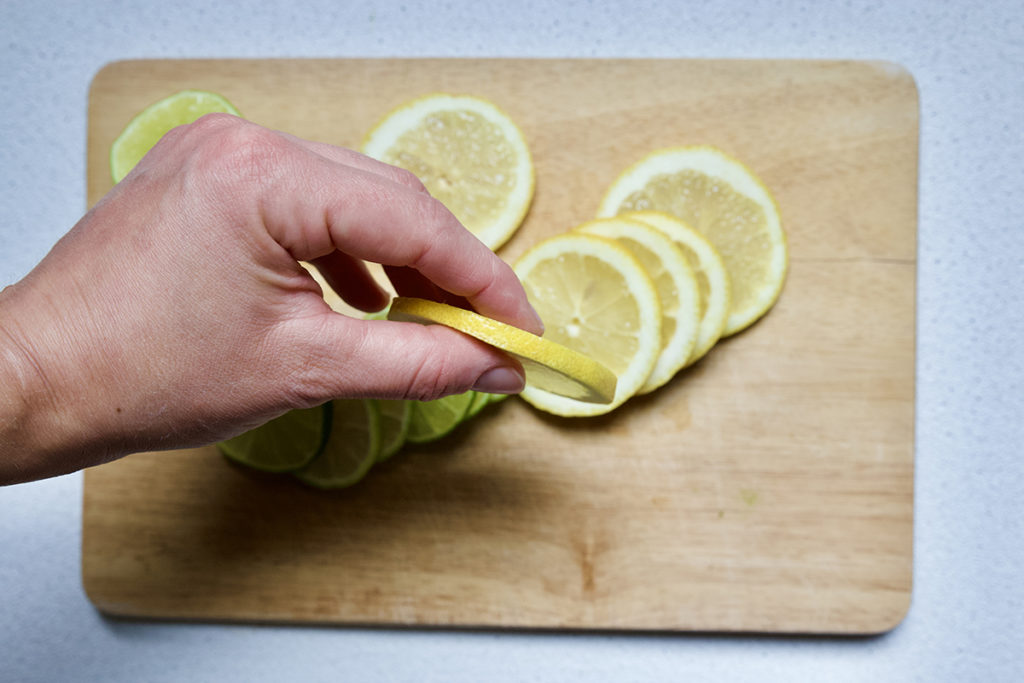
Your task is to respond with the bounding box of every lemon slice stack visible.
[502,147,786,417]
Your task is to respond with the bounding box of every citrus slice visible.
[293,399,380,489]
[217,403,331,473]
[110,89,240,183]
[596,146,787,335]
[361,93,534,251]
[574,217,700,393]
[622,210,731,365]
[512,233,662,417]
[406,391,476,444]
[374,399,412,462]
[465,391,493,418]
[388,297,617,404]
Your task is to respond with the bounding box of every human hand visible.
[0,114,542,484]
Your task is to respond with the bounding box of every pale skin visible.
[0,114,542,485]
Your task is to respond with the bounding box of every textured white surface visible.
[2,0,1023,681]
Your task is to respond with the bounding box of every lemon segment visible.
[597,146,787,336]
[110,90,240,183]
[387,297,617,404]
[362,93,534,251]
[293,399,380,489]
[512,233,662,417]
[574,217,700,394]
[622,210,731,365]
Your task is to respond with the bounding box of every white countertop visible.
[2,1,1022,680]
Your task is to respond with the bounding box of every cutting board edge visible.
[80,584,914,637]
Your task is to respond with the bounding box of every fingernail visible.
[526,303,545,336]
[472,366,526,394]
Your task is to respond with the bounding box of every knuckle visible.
[177,116,288,192]
[219,124,287,186]
[187,111,239,134]
[403,196,460,267]
[420,193,458,230]
[393,166,428,193]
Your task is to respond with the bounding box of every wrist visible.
[0,282,108,484]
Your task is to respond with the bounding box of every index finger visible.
[258,138,544,335]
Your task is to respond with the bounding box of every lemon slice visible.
[110,89,240,183]
[406,391,476,444]
[373,399,412,461]
[622,210,731,365]
[574,217,699,394]
[597,146,787,335]
[293,399,380,489]
[217,404,331,473]
[361,93,534,251]
[387,297,617,404]
[512,233,662,417]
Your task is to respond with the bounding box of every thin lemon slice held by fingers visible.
[387,297,617,404]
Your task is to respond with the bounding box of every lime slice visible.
[406,391,476,443]
[293,399,380,489]
[110,89,241,183]
[488,392,510,405]
[465,391,492,418]
[217,403,331,473]
[374,398,412,462]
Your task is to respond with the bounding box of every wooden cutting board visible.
[82,58,917,634]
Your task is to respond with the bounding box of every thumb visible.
[290,315,525,403]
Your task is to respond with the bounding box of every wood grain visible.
[82,58,917,633]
